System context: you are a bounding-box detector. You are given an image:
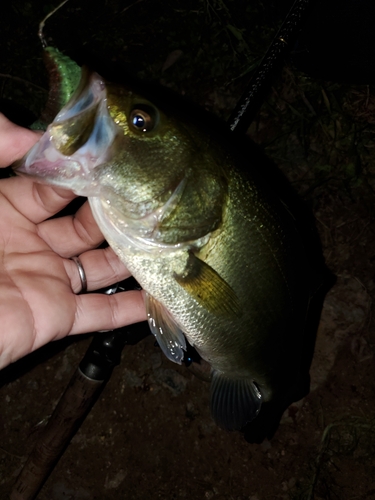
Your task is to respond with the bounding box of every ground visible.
[1,1,375,499]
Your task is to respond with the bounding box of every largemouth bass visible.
[15,67,317,432]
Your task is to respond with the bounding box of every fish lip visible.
[53,67,106,124]
[14,131,100,195]
[13,70,120,197]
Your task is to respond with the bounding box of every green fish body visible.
[15,68,316,431]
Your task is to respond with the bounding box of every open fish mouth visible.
[14,68,121,197]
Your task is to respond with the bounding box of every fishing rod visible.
[228,0,311,134]
[9,1,312,498]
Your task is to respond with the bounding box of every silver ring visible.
[71,256,87,293]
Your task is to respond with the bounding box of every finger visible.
[0,113,41,167]
[70,290,147,334]
[65,247,132,293]
[37,201,104,257]
[0,176,77,224]
[0,114,77,222]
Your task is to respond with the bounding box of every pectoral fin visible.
[145,293,186,364]
[210,371,263,431]
[174,253,241,318]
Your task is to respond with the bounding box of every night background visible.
[1,1,375,498]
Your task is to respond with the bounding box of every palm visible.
[0,116,146,369]
[0,183,77,361]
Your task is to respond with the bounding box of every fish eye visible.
[129,104,158,132]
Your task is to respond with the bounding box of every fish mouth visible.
[14,68,121,197]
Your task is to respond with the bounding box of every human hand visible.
[0,113,146,369]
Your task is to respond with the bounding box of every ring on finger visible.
[71,256,88,294]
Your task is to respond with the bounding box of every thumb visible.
[0,113,42,168]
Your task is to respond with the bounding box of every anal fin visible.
[145,293,186,364]
[210,371,263,431]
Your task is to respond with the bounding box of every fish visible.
[14,66,318,432]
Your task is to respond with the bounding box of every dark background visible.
[1,1,375,499]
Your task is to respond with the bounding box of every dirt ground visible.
[1,2,375,499]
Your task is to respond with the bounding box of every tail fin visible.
[210,371,262,431]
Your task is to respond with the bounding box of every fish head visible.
[15,67,228,246]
